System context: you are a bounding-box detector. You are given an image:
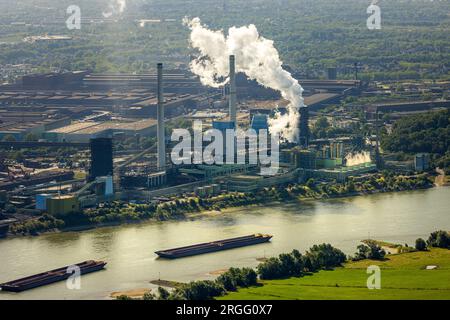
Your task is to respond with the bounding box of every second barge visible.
[155,234,273,259]
[0,260,107,292]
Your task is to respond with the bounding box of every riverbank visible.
[1,187,448,300]
[435,169,450,187]
[113,232,450,300]
[4,172,434,238]
[220,248,450,300]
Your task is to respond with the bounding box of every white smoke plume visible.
[345,151,372,167]
[102,0,127,18]
[184,17,305,142]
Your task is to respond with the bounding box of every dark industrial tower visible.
[89,138,113,181]
[298,107,310,148]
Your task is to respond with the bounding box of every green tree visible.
[180,281,225,300]
[115,295,134,300]
[257,257,283,280]
[415,238,427,251]
[307,244,347,269]
[142,291,156,300]
[427,230,450,249]
[157,287,170,300]
[216,273,237,291]
[353,241,386,261]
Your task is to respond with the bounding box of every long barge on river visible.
[0,260,107,292]
[155,234,273,259]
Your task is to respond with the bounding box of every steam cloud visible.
[103,0,127,18]
[184,17,305,142]
[345,151,372,167]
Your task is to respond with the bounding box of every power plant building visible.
[251,114,269,132]
[415,153,430,172]
[46,195,80,216]
[89,138,113,181]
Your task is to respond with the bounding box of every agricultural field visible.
[220,249,450,300]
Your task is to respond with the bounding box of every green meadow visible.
[220,249,450,300]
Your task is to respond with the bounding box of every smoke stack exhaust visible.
[229,55,237,126]
[157,63,166,170]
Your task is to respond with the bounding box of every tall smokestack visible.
[157,63,166,170]
[299,107,310,148]
[229,55,237,126]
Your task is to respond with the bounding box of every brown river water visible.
[0,186,449,300]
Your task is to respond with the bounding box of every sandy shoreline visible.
[110,288,151,299]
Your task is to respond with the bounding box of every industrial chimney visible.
[157,63,166,170]
[229,55,237,126]
[298,107,310,148]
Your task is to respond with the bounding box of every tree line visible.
[116,230,449,301]
[382,110,450,173]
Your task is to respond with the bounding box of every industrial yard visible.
[0,58,448,237]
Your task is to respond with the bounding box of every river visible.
[0,187,449,300]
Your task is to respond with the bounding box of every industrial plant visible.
[1,15,447,236]
[0,51,380,231]
[0,0,449,305]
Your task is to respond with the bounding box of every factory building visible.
[0,117,71,141]
[194,184,221,197]
[46,195,80,216]
[36,194,53,211]
[288,142,346,170]
[45,119,158,143]
[22,71,88,89]
[148,172,167,189]
[225,169,299,193]
[291,148,317,170]
[282,138,376,183]
[212,121,236,162]
[212,120,236,132]
[300,163,377,183]
[250,114,269,132]
[0,90,205,116]
[82,70,206,94]
[0,170,75,191]
[179,164,252,179]
[415,153,431,172]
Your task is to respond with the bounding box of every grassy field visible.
[220,249,450,300]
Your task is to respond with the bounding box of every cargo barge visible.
[0,260,107,292]
[155,234,273,259]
